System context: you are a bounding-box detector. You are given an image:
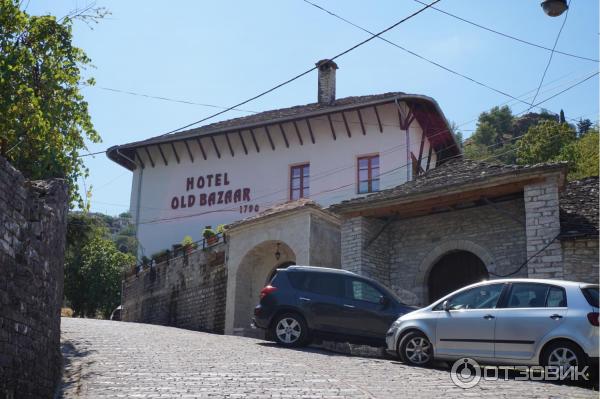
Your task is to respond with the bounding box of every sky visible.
[26,0,599,216]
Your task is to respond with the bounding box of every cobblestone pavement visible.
[59,318,597,398]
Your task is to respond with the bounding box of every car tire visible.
[271,313,309,347]
[541,340,587,372]
[398,331,434,367]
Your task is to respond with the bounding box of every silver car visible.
[386,279,599,369]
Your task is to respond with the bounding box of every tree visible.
[0,0,101,208]
[471,106,514,146]
[576,118,593,136]
[516,120,576,165]
[559,129,599,180]
[64,213,135,318]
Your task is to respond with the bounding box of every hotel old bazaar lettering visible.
[170,173,254,211]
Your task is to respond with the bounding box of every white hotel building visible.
[108,60,459,259]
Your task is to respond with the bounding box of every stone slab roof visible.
[107,92,458,170]
[226,198,339,231]
[559,176,599,239]
[330,158,567,213]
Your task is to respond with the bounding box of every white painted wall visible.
[129,102,438,257]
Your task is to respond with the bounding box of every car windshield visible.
[582,286,599,308]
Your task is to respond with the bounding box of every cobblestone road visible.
[59,318,597,398]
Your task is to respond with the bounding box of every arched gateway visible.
[427,250,488,303]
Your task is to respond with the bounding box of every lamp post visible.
[541,0,568,17]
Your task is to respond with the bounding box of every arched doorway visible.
[427,250,488,303]
[233,241,296,337]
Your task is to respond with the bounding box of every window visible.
[290,164,309,200]
[347,279,383,303]
[439,284,504,310]
[305,273,344,298]
[357,155,379,194]
[506,283,566,308]
[547,286,567,307]
[582,286,599,307]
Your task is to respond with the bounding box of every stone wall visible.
[562,238,599,284]
[524,176,564,279]
[122,245,227,334]
[341,198,527,306]
[0,156,68,399]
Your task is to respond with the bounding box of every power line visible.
[154,0,443,137]
[528,0,571,111]
[413,0,598,63]
[95,86,258,114]
[79,72,599,216]
[304,0,532,108]
[132,71,598,226]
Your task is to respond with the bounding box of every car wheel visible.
[271,313,309,347]
[399,331,434,367]
[542,340,587,372]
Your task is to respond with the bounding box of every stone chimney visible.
[316,59,338,105]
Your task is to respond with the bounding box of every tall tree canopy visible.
[65,213,135,318]
[0,0,100,208]
[516,120,576,165]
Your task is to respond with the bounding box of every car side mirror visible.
[442,300,450,311]
[379,296,389,307]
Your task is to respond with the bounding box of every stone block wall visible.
[341,199,527,306]
[0,156,68,399]
[122,245,227,334]
[562,239,599,284]
[341,216,390,286]
[524,176,564,279]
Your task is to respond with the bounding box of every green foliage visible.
[203,227,216,238]
[215,224,226,234]
[64,214,135,318]
[559,129,599,180]
[181,235,195,248]
[576,118,593,136]
[0,0,101,208]
[516,120,576,165]
[471,106,514,146]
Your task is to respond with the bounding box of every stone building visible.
[115,60,598,338]
[331,159,598,305]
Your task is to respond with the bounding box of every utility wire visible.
[96,86,258,114]
[304,0,531,108]
[528,0,571,111]
[154,0,443,137]
[413,0,598,63]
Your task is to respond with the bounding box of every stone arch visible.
[415,240,497,304]
[232,240,296,336]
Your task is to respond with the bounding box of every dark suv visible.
[252,266,415,347]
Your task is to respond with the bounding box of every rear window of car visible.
[286,271,308,290]
[582,286,599,308]
[304,273,345,298]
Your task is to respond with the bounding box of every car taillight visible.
[260,285,277,299]
[587,312,599,326]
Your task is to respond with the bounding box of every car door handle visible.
[550,314,563,320]
[343,304,355,309]
[299,297,311,302]
[483,314,495,320]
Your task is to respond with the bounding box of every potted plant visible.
[203,226,218,246]
[181,235,197,255]
[216,224,226,235]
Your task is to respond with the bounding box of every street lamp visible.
[541,0,568,17]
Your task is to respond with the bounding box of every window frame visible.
[432,283,507,311]
[357,154,380,194]
[345,277,384,304]
[498,282,568,309]
[289,163,310,200]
